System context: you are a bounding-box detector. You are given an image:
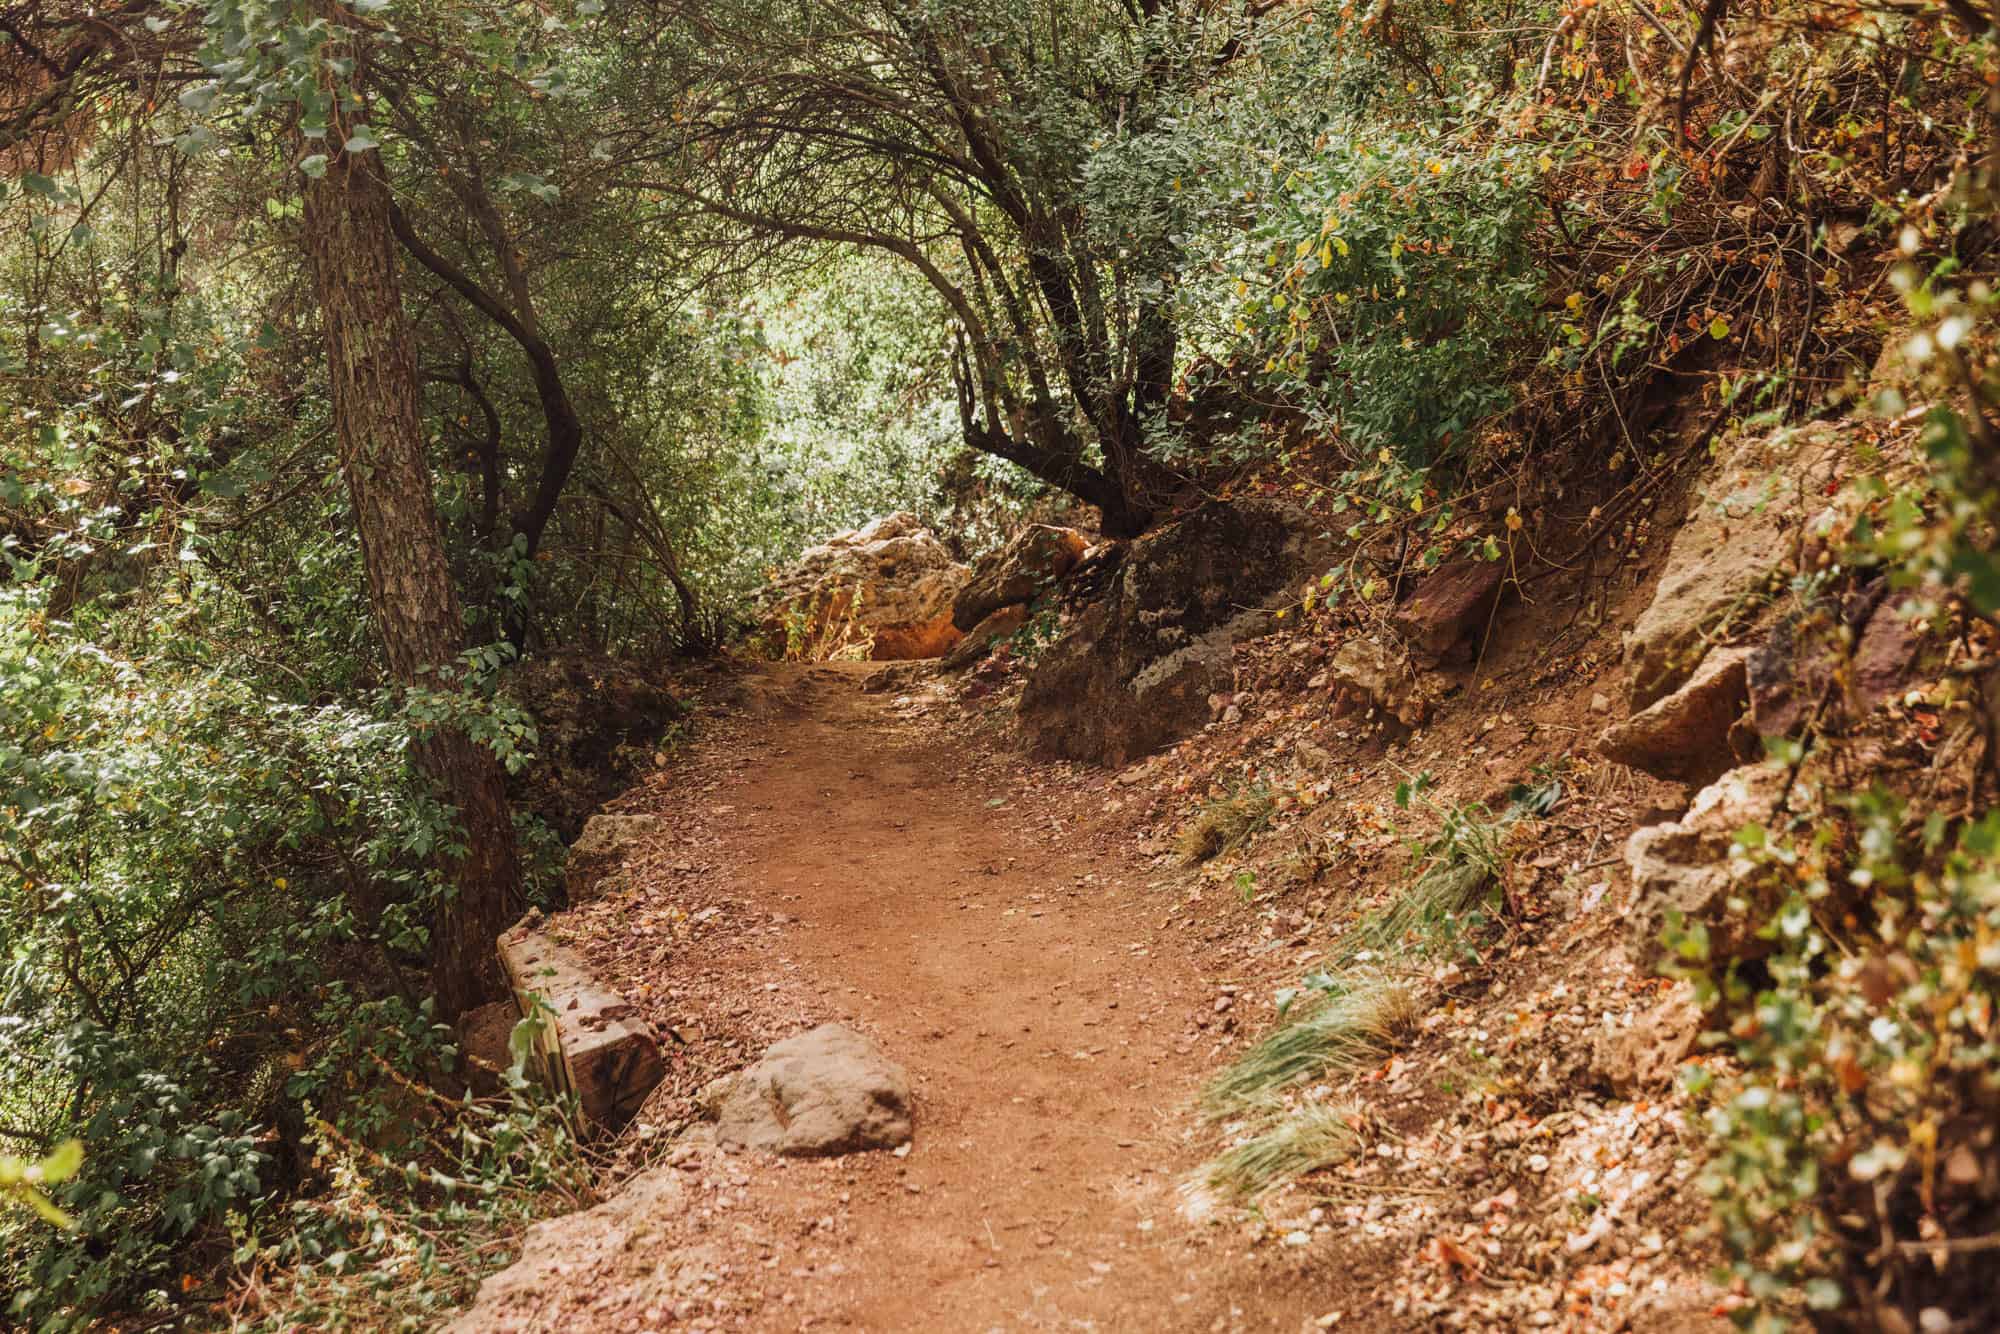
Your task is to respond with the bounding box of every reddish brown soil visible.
[474,662,1345,1332]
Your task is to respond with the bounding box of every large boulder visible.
[1597,646,1752,786]
[951,524,1089,630]
[1625,422,1850,708]
[758,513,969,661]
[703,1023,913,1158]
[1018,501,1308,766]
[1624,762,1788,964]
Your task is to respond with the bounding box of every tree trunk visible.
[300,73,520,1021]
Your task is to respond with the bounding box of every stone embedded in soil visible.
[564,812,660,903]
[1391,558,1506,658]
[1588,980,1704,1094]
[940,602,1032,672]
[497,919,664,1130]
[1623,762,1788,965]
[1623,421,1849,709]
[1596,646,1752,786]
[444,1165,711,1332]
[703,1022,913,1157]
[1326,635,1427,731]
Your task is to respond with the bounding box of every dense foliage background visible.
[1,0,1997,1326]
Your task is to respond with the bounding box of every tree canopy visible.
[3,0,1999,1322]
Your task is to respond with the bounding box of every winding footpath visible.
[455,663,1343,1332]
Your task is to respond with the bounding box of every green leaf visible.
[41,1140,82,1183]
[1709,316,1731,340]
[297,154,329,179]
[343,126,380,153]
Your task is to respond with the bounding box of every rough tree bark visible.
[299,40,520,1020]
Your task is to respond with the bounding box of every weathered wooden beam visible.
[497,917,664,1131]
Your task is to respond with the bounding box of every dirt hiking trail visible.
[461,662,1345,1332]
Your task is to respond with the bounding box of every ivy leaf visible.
[343,126,380,153]
[297,154,329,179]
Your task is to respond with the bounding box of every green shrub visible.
[1674,796,2000,1331]
[0,565,548,1325]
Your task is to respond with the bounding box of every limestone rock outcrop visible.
[1624,422,1851,708]
[758,513,968,661]
[1623,762,1788,964]
[951,525,1089,631]
[1597,646,1752,786]
[939,603,1031,672]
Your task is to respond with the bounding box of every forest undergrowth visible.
[1,0,1998,1328]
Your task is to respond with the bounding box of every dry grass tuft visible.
[1201,971,1418,1118]
[1176,788,1277,864]
[1204,1100,1363,1200]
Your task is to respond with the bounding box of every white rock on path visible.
[703,1023,914,1157]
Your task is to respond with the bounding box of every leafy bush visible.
[1098,0,1549,492]
[1674,795,2000,1331]
[1665,91,2000,1324]
[0,560,549,1325]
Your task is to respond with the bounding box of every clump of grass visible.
[1322,856,1493,971]
[1177,787,1277,864]
[1202,971,1417,1118]
[1201,796,1520,1119]
[1196,782,1560,1195]
[1204,1100,1362,1200]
